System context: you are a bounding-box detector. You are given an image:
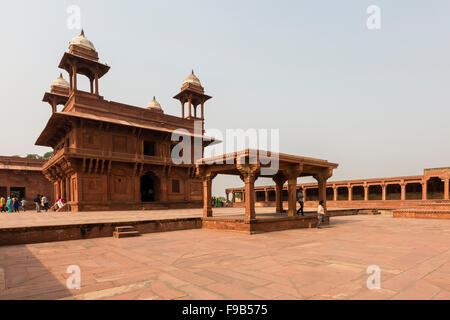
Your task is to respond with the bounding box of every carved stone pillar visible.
[314,169,332,213]
[382,184,386,201]
[400,182,406,201]
[422,180,427,201]
[201,174,215,217]
[333,186,338,201]
[273,172,287,214]
[444,178,449,200]
[286,166,302,216]
[364,184,369,201]
[238,165,258,222]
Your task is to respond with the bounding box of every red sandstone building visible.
[0,157,53,208]
[34,31,214,211]
[226,167,450,209]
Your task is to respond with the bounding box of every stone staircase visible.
[113,226,140,239]
[141,203,169,210]
[358,209,381,215]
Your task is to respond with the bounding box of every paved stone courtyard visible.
[0,215,449,300]
[0,207,322,229]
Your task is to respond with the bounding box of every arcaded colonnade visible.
[226,167,450,208]
[197,149,338,221]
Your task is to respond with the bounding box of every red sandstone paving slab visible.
[204,282,261,300]
[149,280,188,300]
[423,272,450,291]
[349,288,398,300]
[178,284,225,300]
[432,289,450,300]
[234,269,292,286]
[310,277,367,300]
[391,279,442,300]
[296,280,337,299]
[250,286,285,299]
[264,282,304,299]
[209,268,272,287]
[167,269,216,287]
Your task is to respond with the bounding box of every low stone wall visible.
[202,216,329,234]
[393,209,450,220]
[0,217,202,246]
[326,209,359,217]
[234,200,450,210]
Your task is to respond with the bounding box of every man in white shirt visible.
[317,200,325,228]
[42,196,48,212]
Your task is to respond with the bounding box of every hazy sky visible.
[1,0,449,196]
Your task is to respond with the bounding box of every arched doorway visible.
[427,177,444,199]
[140,173,159,202]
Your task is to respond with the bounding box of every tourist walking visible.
[6,197,13,213]
[13,198,19,212]
[0,196,6,212]
[57,197,64,209]
[42,195,49,212]
[21,198,27,212]
[296,188,304,216]
[317,200,325,228]
[34,194,41,213]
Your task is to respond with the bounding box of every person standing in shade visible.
[42,195,49,212]
[6,197,13,213]
[317,200,325,228]
[296,188,304,216]
[21,198,26,212]
[13,198,19,212]
[0,196,6,213]
[34,194,41,213]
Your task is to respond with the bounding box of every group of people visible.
[296,187,325,228]
[0,196,26,212]
[33,195,65,212]
[0,194,65,213]
[211,196,229,208]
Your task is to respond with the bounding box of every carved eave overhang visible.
[36,110,219,148]
[42,91,69,106]
[35,113,76,148]
[42,156,75,182]
[173,86,212,105]
[58,52,110,79]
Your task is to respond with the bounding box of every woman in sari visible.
[6,197,13,212]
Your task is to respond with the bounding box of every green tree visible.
[43,152,54,160]
[25,154,42,159]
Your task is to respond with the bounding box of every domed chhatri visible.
[69,29,96,51]
[182,70,202,87]
[147,96,163,112]
[51,73,69,90]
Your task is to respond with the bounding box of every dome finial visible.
[80,29,85,36]
[147,96,163,111]
[183,70,202,87]
[59,72,63,78]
